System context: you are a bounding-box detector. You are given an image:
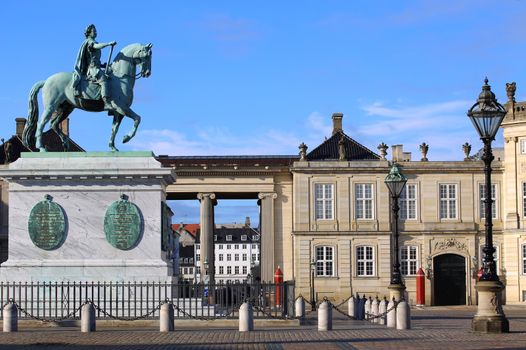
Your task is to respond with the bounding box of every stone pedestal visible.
[472,281,509,333]
[0,152,176,282]
[388,283,406,301]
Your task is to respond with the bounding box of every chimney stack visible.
[15,118,26,138]
[245,216,251,227]
[332,113,343,135]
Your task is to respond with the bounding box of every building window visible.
[400,184,417,220]
[234,244,239,249]
[521,139,526,154]
[219,254,223,261]
[189,258,193,264]
[355,184,374,220]
[241,235,247,241]
[227,244,231,249]
[226,235,232,241]
[251,253,256,262]
[522,183,526,217]
[227,254,231,261]
[219,266,224,274]
[252,235,259,241]
[196,244,200,249]
[242,244,247,249]
[522,244,526,275]
[227,266,232,274]
[257,254,260,261]
[252,244,256,249]
[315,246,334,276]
[235,266,239,274]
[356,246,375,277]
[479,183,497,219]
[183,267,188,274]
[218,244,223,250]
[243,266,247,274]
[242,253,247,261]
[439,184,457,219]
[400,246,418,276]
[235,254,239,261]
[314,183,334,220]
[184,258,188,263]
[196,254,200,262]
[214,235,217,241]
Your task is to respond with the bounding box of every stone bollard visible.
[3,302,18,332]
[386,298,396,328]
[378,297,388,325]
[371,297,380,324]
[239,302,254,332]
[160,302,175,332]
[81,302,96,333]
[364,297,372,321]
[396,300,411,330]
[358,295,366,320]
[295,297,305,324]
[348,295,356,319]
[318,300,332,331]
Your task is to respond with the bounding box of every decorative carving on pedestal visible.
[338,136,346,160]
[377,142,388,160]
[506,82,516,103]
[104,194,142,250]
[419,142,429,161]
[433,238,468,253]
[462,142,471,161]
[299,143,308,161]
[28,194,66,250]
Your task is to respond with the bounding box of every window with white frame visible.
[235,266,239,274]
[234,244,239,249]
[315,246,334,276]
[314,183,334,220]
[251,253,256,262]
[241,235,247,241]
[400,184,417,220]
[227,254,231,261]
[479,244,500,271]
[356,246,375,276]
[439,184,457,219]
[252,244,256,249]
[522,244,526,275]
[219,266,224,274]
[355,183,374,219]
[218,244,223,250]
[479,183,497,219]
[400,246,418,275]
[243,266,247,274]
[196,254,200,262]
[227,266,232,274]
[218,254,223,261]
[226,235,232,241]
[522,183,526,217]
[252,235,259,241]
[235,254,239,261]
[242,253,247,261]
[196,244,200,249]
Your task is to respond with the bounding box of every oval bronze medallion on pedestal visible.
[28,194,66,250]
[104,194,142,250]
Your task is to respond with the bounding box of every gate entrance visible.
[433,254,466,305]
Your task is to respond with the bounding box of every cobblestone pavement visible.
[0,305,525,349]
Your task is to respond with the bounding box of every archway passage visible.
[433,254,466,305]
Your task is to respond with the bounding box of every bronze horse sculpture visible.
[22,43,153,152]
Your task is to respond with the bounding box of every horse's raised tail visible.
[22,80,46,149]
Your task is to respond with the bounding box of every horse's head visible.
[134,43,152,78]
[112,43,153,78]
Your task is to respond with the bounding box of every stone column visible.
[258,192,277,282]
[197,193,216,284]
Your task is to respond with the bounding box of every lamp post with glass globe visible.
[384,163,407,301]
[467,78,509,333]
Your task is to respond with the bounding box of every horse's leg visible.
[35,104,58,152]
[120,108,141,144]
[109,112,124,151]
[50,103,74,151]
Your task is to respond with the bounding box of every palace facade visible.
[2,88,526,306]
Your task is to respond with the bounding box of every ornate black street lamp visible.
[310,259,316,311]
[468,78,508,333]
[385,163,407,300]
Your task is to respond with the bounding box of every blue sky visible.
[2,0,525,225]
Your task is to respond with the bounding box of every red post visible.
[416,267,425,306]
[477,267,483,281]
[274,266,283,307]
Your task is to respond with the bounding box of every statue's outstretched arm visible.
[92,41,116,50]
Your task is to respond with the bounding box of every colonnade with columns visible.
[196,192,277,283]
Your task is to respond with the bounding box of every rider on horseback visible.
[71,24,116,110]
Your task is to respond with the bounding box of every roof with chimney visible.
[306,113,380,161]
[0,118,84,164]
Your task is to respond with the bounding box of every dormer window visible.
[226,235,233,241]
[241,235,247,241]
[252,235,259,241]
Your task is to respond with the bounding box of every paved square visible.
[0,306,525,349]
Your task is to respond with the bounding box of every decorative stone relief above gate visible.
[28,194,66,250]
[433,238,468,253]
[104,194,142,250]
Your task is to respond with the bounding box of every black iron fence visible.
[0,281,295,321]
